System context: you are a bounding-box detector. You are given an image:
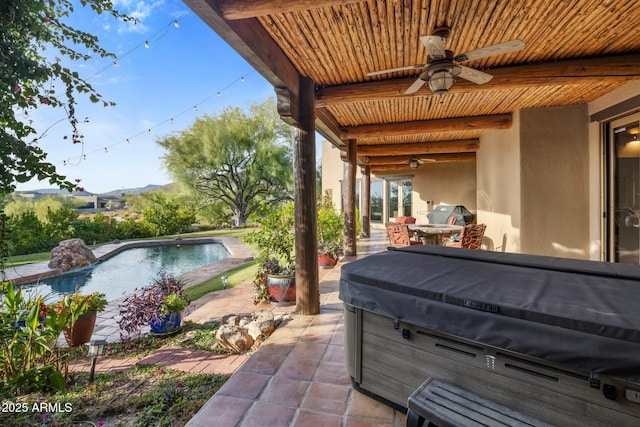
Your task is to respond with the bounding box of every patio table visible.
[409,224,463,245]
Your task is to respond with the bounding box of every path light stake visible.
[86,339,107,383]
[221,276,228,290]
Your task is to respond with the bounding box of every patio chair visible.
[386,223,422,247]
[444,223,486,249]
[396,216,418,238]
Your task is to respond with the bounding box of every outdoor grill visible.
[426,204,474,225]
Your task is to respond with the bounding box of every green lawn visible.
[185,261,257,302]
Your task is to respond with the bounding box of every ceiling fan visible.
[367,27,525,95]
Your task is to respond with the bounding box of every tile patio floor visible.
[7,230,406,426]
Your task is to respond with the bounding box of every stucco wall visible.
[519,105,590,258]
[476,110,522,252]
[411,161,476,223]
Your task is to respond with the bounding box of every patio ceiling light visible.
[428,69,456,95]
[409,158,419,169]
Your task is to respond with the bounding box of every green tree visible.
[0,0,132,197]
[140,192,196,236]
[6,211,47,255]
[157,98,293,226]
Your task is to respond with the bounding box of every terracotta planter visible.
[266,274,296,303]
[150,312,182,335]
[63,311,97,347]
[318,253,338,269]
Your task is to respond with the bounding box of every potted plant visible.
[317,193,344,268]
[55,290,108,347]
[118,272,191,338]
[245,202,296,304]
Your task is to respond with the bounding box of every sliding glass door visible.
[609,113,640,263]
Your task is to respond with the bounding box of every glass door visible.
[609,113,640,263]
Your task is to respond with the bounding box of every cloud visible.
[113,0,166,34]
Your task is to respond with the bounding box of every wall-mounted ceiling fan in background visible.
[367,27,525,95]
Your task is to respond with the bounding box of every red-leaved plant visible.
[118,272,191,339]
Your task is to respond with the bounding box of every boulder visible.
[48,238,97,272]
[215,324,254,353]
[246,312,275,341]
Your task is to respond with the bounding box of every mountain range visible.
[18,184,166,197]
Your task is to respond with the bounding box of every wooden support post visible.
[288,78,319,315]
[344,140,357,256]
[361,165,371,238]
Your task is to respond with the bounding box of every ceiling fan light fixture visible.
[429,70,455,95]
[409,158,419,169]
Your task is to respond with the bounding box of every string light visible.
[113,61,120,68]
[53,66,256,168]
[144,40,150,49]
[174,20,179,28]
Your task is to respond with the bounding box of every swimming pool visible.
[24,241,229,302]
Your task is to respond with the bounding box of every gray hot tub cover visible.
[339,245,640,380]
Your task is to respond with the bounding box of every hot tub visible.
[339,245,640,425]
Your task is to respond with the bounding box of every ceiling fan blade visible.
[420,35,446,59]
[457,65,494,85]
[454,39,525,62]
[367,64,425,76]
[405,77,426,94]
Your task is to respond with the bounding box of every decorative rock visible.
[246,313,275,341]
[215,324,254,353]
[48,238,97,272]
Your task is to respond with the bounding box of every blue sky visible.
[17,0,283,194]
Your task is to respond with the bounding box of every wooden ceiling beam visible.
[357,140,479,156]
[342,115,511,139]
[218,0,365,20]
[316,54,640,107]
[315,107,344,148]
[360,153,476,165]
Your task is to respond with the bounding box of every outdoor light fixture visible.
[428,69,456,95]
[221,276,228,290]
[85,339,107,383]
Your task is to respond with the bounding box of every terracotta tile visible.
[323,344,345,364]
[292,410,343,427]
[187,395,253,427]
[239,401,296,426]
[260,376,309,406]
[301,382,350,415]
[290,341,328,360]
[347,389,395,422]
[276,356,319,381]
[344,417,395,427]
[217,372,270,399]
[314,360,351,386]
[238,352,284,375]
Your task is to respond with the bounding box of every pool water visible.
[24,242,229,302]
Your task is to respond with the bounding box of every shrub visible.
[118,273,191,338]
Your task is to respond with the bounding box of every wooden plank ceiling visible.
[184,0,640,173]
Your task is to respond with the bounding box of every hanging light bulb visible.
[193,106,198,112]
[113,61,120,68]
[240,76,245,82]
[104,147,108,153]
[126,138,130,144]
[217,91,221,97]
[170,118,174,124]
[174,20,179,28]
[144,40,149,49]
[83,154,87,160]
